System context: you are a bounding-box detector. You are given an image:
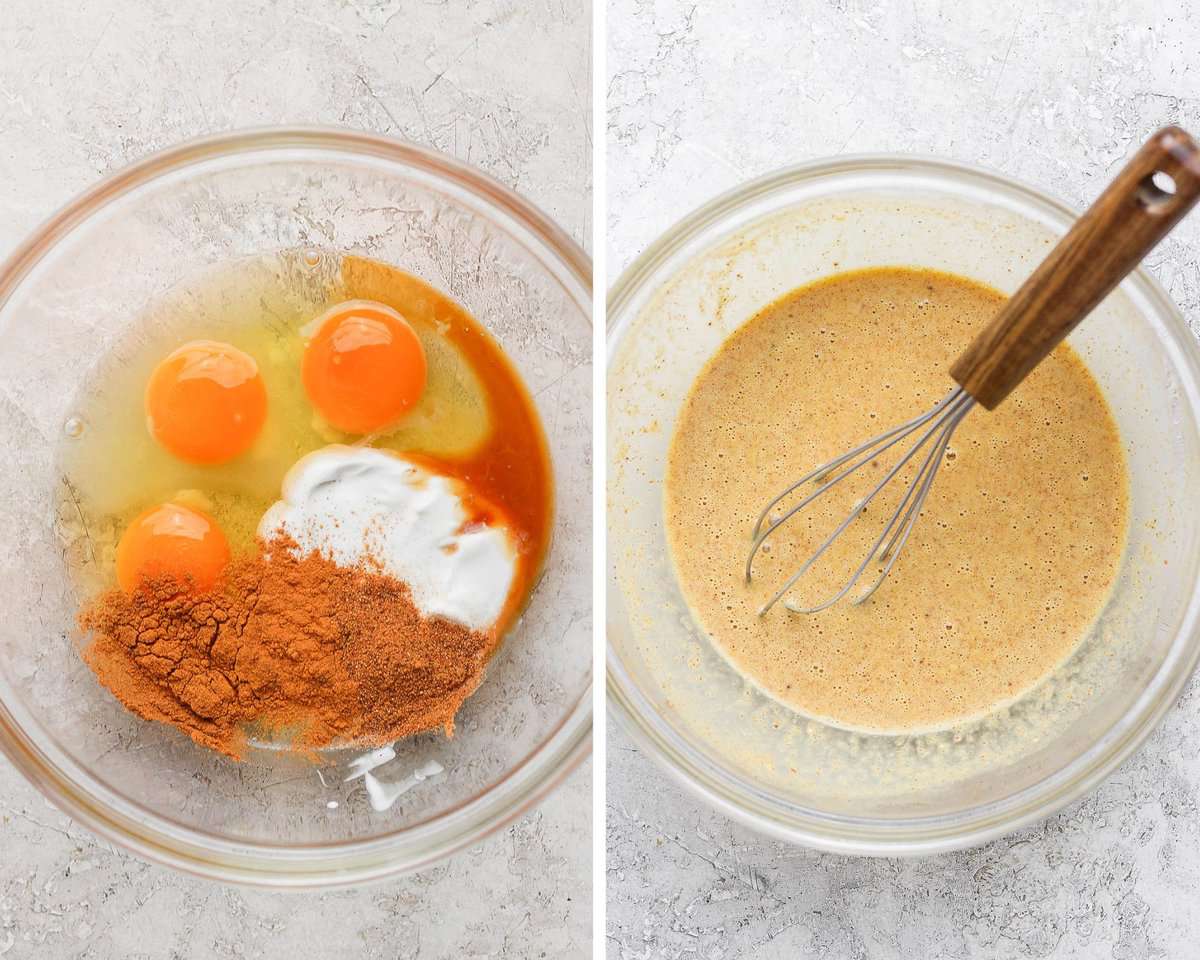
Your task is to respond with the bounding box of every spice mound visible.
[79,536,492,760]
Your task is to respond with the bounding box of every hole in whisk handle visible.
[1137,170,1179,210]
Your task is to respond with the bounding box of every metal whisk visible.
[747,126,1200,615]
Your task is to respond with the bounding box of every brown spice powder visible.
[79,538,492,759]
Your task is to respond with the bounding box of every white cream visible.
[344,744,396,781]
[363,761,445,812]
[258,445,516,631]
[343,742,445,813]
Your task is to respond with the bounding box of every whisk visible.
[747,126,1200,616]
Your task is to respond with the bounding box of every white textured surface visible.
[0,1,590,957]
[607,1,1200,958]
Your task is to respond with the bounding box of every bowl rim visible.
[606,151,1200,856]
[0,125,593,887]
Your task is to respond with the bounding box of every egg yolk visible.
[302,300,427,435]
[145,340,268,464]
[115,503,230,593]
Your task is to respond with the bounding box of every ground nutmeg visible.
[79,536,492,759]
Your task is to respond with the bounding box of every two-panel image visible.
[1,2,1198,957]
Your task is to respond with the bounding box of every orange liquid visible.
[340,256,553,638]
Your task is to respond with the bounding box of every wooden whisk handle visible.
[950,126,1200,410]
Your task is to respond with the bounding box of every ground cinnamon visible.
[78,537,491,760]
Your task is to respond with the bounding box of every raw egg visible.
[145,340,267,464]
[116,502,230,593]
[302,300,427,435]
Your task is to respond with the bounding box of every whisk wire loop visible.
[786,393,974,613]
[748,398,951,545]
[749,387,974,615]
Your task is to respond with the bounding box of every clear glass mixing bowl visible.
[607,156,1200,855]
[0,129,591,886]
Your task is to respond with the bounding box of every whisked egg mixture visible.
[665,267,1129,734]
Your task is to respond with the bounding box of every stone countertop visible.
[0,1,591,957]
[606,1,1200,958]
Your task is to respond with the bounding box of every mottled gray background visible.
[0,2,591,957]
[607,1,1200,958]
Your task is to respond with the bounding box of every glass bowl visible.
[0,128,591,886]
[607,156,1200,855]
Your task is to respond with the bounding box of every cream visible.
[259,445,516,631]
[363,761,445,813]
[344,742,445,813]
